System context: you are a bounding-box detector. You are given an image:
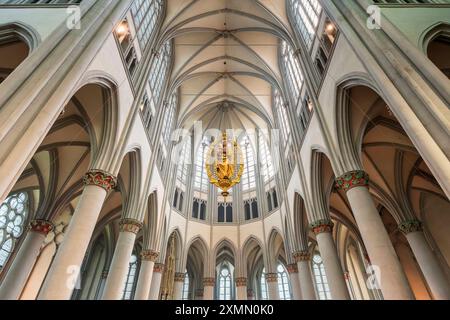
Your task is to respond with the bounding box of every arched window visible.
[240,136,256,191]
[260,268,268,300]
[194,138,210,192]
[218,266,232,300]
[176,135,191,184]
[148,41,172,107]
[258,131,274,183]
[312,253,331,300]
[277,264,291,300]
[122,254,139,300]
[288,0,322,49]
[0,192,29,268]
[280,41,304,104]
[274,89,291,144]
[182,271,190,300]
[131,0,163,49]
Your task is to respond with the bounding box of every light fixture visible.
[206,132,244,197]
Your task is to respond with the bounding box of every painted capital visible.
[195,289,204,297]
[310,219,334,235]
[235,277,247,287]
[265,273,278,283]
[175,273,186,282]
[30,219,54,235]
[399,219,423,234]
[287,264,298,274]
[335,170,369,192]
[247,289,254,298]
[154,263,165,273]
[141,250,159,261]
[83,169,117,192]
[203,277,215,287]
[119,218,143,234]
[293,251,311,262]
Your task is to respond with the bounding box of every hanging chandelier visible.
[206,132,244,197]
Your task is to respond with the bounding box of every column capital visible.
[140,250,159,261]
[174,272,186,282]
[119,218,143,234]
[30,219,54,235]
[153,263,165,273]
[247,289,254,298]
[335,170,369,192]
[195,289,204,298]
[235,277,247,287]
[265,273,278,283]
[310,219,334,235]
[83,169,117,192]
[399,219,423,235]
[203,277,215,287]
[293,251,311,262]
[287,263,298,274]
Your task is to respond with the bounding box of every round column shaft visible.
[102,218,142,300]
[0,220,53,300]
[38,170,116,300]
[203,278,215,300]
[293,251,316,300]
[235,278,248,300]
[148,263,164,300]
[173,273,186,300]
[287,264,302,300]
[265,273,279,300]
[134,250,159,300]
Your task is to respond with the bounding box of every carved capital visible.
[293,251,311,262]
[195,289,204,297]
[265,273,278,283]
[154,263,165,273]
[335,170,369,192]
[175,272,186,282]
[203,277,215,287]
[141,250,159,262]
[83,169,117,192]
[399,219,423,235]
[30,220,54,235]
[247,289,254,298]
[235,277,247,287]
[287,264,298,274]
[310,219,334,235]
[119,218,143,234]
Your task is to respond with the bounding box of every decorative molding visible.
[141,250,159,262]
[174,273,186,282]
[293,251,311,262]
[203,277,215,286]
[235,277,247,287]
[101,270,109,279]
[265,273,278,283]
[310,219,334,235]
[287,264,298,274]
[30,219,54,235]
[335,170,369,192]
[83,169,117,192]
[154,263,165,273]
[399,219,423,234]
[119,218,143,234]
[195,289,204,297]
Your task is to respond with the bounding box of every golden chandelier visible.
[206,132,244,197]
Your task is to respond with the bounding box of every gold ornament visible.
[206,132,244,197]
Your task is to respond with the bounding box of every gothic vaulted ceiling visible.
[161,0,294,132]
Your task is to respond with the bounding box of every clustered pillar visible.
[265,273,279,300]
[203,278,215,300]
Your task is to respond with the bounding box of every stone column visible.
[173,273,186,300]
[336,171,414,300]
[102,218,142,300]
[134,250,159,300]
[235,277,247,300]
[38,170,116,300]
[287,264,302,300]
[265,273,279,300]
[311,219,350,300]
[195,289,204,300]
[148,263,164,300]
[293,251,316,300]
[203,278,215,300]
[247,289,255,300]
[0,220,53,300]
[399,219,450,300]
